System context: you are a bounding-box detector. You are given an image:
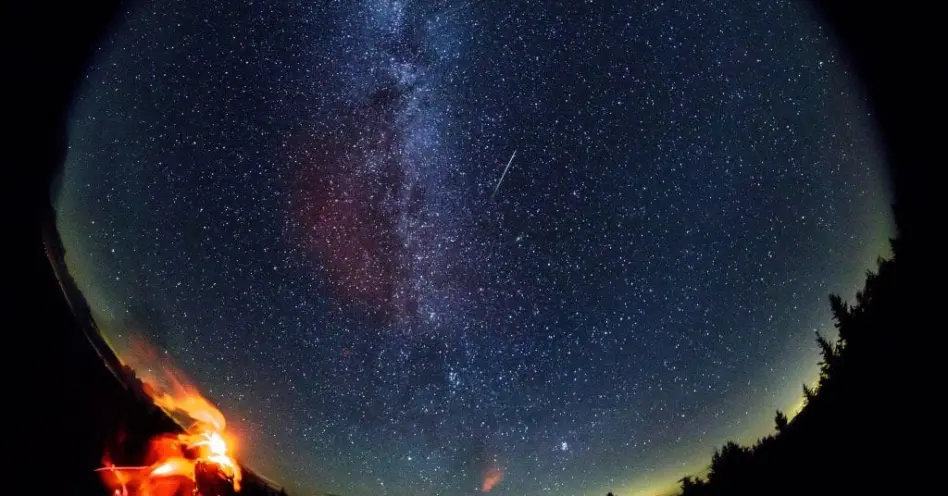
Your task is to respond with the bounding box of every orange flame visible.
[98,366,242,496]
[481,462,504,492]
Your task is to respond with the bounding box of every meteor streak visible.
[491,150,517,200]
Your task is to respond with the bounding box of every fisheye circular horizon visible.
[57,1,893,495]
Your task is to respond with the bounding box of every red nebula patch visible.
[287,125,405,318]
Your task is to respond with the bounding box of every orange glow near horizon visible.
[481,462,504,492]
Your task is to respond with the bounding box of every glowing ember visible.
[98,368,242,496]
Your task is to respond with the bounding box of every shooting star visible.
[490,150,517,201]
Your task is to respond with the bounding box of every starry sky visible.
[56,1,894,495]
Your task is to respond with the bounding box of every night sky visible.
[56,1,893,495]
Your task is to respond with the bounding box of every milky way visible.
[56,1,893,495]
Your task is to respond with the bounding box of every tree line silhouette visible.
[608,211,920,496]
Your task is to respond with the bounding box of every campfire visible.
[97,369,242,496]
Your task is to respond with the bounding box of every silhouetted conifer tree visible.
[679,476,705,493]
[708,441,751,484]
[802,383,816,404]
[815,331,838,379]
[774,410,788,432]
[828,294,852,344]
